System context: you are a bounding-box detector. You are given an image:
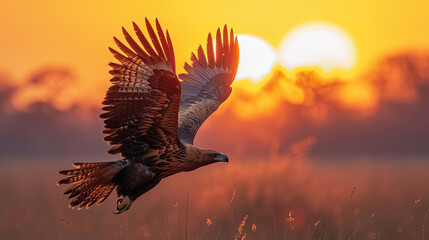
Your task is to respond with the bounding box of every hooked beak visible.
[220,154,229,164]
[213,153,229,164]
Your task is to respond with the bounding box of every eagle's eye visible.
[209,153,219,158]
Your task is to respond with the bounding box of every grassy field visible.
[1,155,428,240]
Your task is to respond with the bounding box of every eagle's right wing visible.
[178,26,239,144]
[101,19,182,160]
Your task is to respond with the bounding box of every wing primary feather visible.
[108,62,122,69]
[184,62,208,84]
[122,27,150,61]
[133,21,157,57]
[190,52,198,64]
[113,37,137,59]
[197,45,208,68]
[188,53,211,80]
[179,73,204,85]
[145,18,165,59]
[229,28,235,70]
[216,28,223,68]
[155,19,171,62]
[109,47,129,64]
[207,33,215,68]
[166,30,176,72]
[222,25,229,69]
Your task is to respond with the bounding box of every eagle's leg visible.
[113,196,133,214]
[112,162,157,214]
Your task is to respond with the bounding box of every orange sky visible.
[2,0,429,76]
[1,0,429,111]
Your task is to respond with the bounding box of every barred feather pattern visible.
[178,25,239,144]
[57,161,129,209]
[101,18,183,159]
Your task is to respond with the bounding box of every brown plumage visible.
[58,18,239,213]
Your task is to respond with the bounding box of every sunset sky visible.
[1,0,429,103]
[2,2,429,239]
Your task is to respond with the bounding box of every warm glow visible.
[1,2,429,239]
[235,34,277,83]
[337,80,379,115]
[279,23,357,73]
[229,80,278,120]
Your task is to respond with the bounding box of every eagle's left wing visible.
[178,26,239,144]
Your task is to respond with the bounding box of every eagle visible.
[58,19,239,214]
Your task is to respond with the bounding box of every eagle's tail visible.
[57,160,127,209]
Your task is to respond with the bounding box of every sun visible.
[234,34,277,83]
[279,23,357,73]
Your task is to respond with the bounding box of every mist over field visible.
[1,156,429,239]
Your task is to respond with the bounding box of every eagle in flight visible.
[58,19,239,214]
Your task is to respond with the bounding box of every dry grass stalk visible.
[234,214,248,240]
[217,188,237,240]
[185,192,189,240]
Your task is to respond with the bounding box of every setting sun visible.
[233,34,276,83]
[279,23,356,73]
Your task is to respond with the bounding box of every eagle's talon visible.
[113,196,132,214]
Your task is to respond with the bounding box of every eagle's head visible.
[201,149,229,164]
[185,146,229,171]
[199,149,229,165]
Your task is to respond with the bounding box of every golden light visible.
[279,23,357,73]
[235,34,277,83]
[337,80,379,115]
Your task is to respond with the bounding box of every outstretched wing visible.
[178,25,239,144]
[101,18,182,159]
